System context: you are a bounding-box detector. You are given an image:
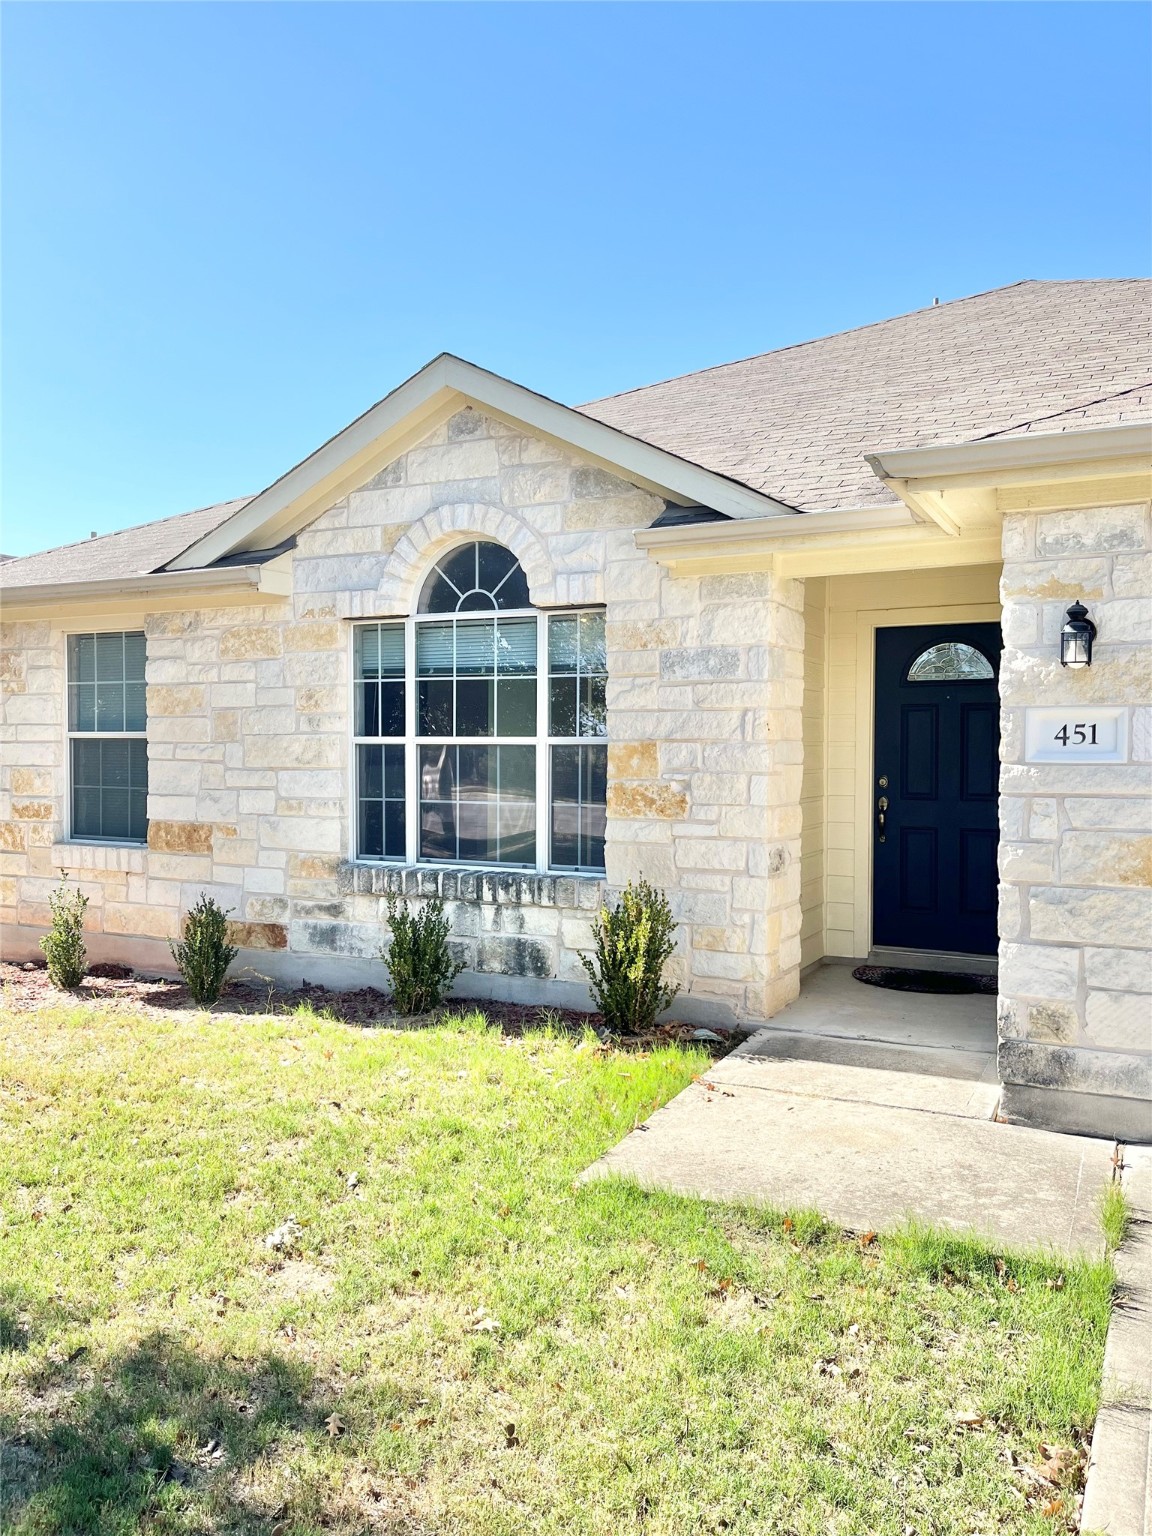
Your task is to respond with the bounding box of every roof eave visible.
[867,422,1152,486]
[166,355,800,572]
[0,560,291,613]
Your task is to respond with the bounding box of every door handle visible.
[876,795,888,842]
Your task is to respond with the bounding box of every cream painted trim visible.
[866,421,1152,485]
[167,355,799,572]
[0,558,291,621]
[635,506,1001,579]
[846,601,1001,959]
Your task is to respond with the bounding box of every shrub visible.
[40,875,89,989]
[170,893,238,1005]
[580,878,680,1036]
[382,894,463,1014]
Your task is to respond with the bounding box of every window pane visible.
[549,615,579,673]
[124,632,147,681]
[130,739,148,789]
[455,678,494,736]
[356,744,405,859]
[497,678,535,736]
[124,679,147,733]
[549,677,577,737]
[95,683,126,733]
[550,743,606,872]
[358,680,380,737]
[493,562,529,610]
[69,683,96,732]
[579,674,607,738]
[548,611,606,739]
[497,617,536,673]
[419,679,453,736]
[578,611,606,671]
[417,622,454,675]
[355,623,403,680]
[907,642,995,682]
[71,737,148,842]
[95,631,125,682]
[477,540,517,594]
[69,634,96,683]
[419,745,535,866]
[438,543,478,597]
[455,620,495,676]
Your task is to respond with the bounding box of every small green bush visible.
[382,894,463,1014]
[40,875,89,989]
[170,893,238,1005]
[581,878,680,1036]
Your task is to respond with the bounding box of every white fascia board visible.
[634,502,920,557]
[866,422,1152,485]
[167,354,799,572]
[0,561,286,613]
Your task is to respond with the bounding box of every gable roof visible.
[0,497,252,590]
[578,279,1151,511]
[3,279,1148,592]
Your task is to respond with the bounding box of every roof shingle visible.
[578,279,1151,510]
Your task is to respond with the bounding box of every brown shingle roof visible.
[578,279,1152,510]
[0,497,252,590]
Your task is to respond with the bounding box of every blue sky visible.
[3,2,1149,557]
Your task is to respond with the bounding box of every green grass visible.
[0,1001,1115,1535]
[1099,1179,1130,1252]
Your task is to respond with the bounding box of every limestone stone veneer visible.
[0,408,805,1025]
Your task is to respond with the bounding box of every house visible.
[2,279,1149,1141]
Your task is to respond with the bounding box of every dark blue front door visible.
[872,623,1002,957]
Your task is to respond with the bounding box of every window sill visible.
[346,863,605,910]
[51,840,148,872]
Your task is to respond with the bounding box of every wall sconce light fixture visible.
[1060,600,1096,669]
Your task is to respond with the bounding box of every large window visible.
[67,631,148,842]
[353,540,607,873]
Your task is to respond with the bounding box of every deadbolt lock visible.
[878,775,889,789]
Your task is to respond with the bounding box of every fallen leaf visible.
[1040,1496,1064,1517]
[325,1413,346,1438]
[504,1422,520,1448]
[859,1231,877,1247]
[954,1411,985,1429]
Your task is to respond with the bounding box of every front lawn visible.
[0,1000,1113,1535]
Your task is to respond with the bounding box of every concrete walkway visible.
[583,1025,1115,1258]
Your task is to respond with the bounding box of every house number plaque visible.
[1023,706,1128,764]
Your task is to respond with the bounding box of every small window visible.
[68,631,148,841]
[907,642,994,683]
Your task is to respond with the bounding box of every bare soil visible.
[0,958,734,1055]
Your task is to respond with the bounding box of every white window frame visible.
[64,626,149,846]
[350,605,606,874]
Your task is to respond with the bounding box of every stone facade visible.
[998,500,1152,1138]
[0,408,805,1023]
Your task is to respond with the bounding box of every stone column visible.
[998,501,1152,1139]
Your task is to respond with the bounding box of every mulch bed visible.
[0,959,734,1056]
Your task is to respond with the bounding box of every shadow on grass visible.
[1,1326,358,1535]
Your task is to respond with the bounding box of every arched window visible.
[353,541,607,873]
[907,641,994,683]
[418,539,531,613]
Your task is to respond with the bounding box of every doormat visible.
[852,965,997,996]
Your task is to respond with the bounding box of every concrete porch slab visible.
[761,962,998,1055]
[582,1034,1114,1258]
